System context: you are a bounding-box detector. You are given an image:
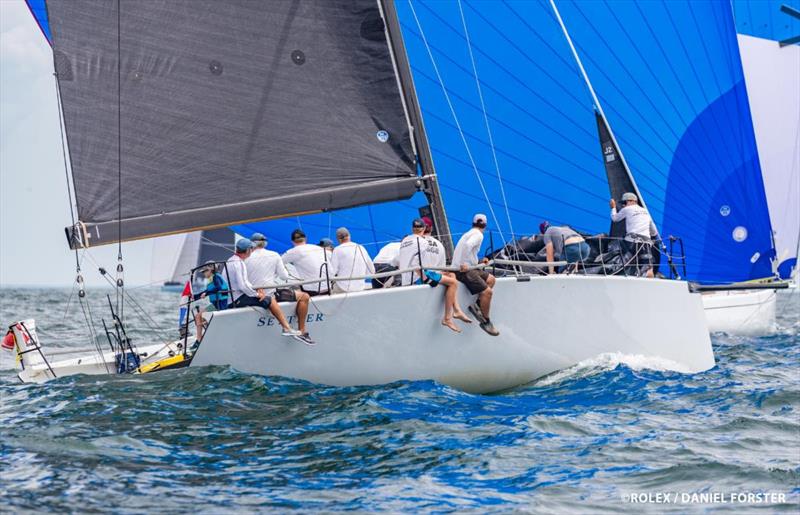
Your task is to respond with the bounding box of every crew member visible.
[423,217,472,332]
[330,227,374,293]
[372,241,402,288]
[539,221,590,274]
[282,229,330,296]
[226,238,300,337]
[247,233,313,344]
[192,261,229,343]
[610,192,658,278]
[452,214,499,336]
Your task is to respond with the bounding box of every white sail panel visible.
[737,34,800,278]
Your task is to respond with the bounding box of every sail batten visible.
[45,0,420,249]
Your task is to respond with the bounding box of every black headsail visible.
[47,0,420,248]
[594,111,642,239]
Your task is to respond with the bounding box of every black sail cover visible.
[595,111,641,239]
[47,0,419,248]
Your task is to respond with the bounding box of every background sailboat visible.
[551,0,794,334]
[151,229,234,291]
[733,0,800,283]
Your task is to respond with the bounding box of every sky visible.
[0,0,154,287]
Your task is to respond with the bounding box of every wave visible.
[532,352,691,387]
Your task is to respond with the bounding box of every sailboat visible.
[548,0,796,335]
[152,228,235,291]
[734,1,800,288]
[8,0,714,391]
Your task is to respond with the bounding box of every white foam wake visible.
[534,352,690,386]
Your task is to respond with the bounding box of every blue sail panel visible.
[556,0,775,284]
[394,0,611,254]
[25,0,51,44]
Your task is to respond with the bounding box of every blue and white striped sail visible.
[555,0,776,284]
[733,0,800,279]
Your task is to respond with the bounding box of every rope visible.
[456,0,516,242]
[116,0,124,323]
[407,0,507,248]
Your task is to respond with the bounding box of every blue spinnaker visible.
[556,0,775,284]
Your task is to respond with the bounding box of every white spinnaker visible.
[737,34,800,276]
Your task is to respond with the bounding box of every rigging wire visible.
[53,49,108,368]
[116,0,125,324]
[84,250,173,342]
[456,0,516,242]
[407,0,507,248]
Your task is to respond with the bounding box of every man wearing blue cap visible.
[226,237,301,338]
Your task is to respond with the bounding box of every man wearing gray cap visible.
[610,192,659,278]
[330,227,374,293]
[452,214,499,336]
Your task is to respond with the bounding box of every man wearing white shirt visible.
[452,214,498,336]
[423,217,472,333]
[393,218,432,286]
[372,241,402,288]
[281,229,329,296]
[330,227,375,293]
[246,233,313,343]
[226,238,300,338]
[610,192,658,278]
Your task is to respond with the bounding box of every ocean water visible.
[0,287,798,513]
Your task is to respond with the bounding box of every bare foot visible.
[454,311,472,323]
[442,319,462,333]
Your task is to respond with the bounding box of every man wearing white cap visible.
[247,232,313,344]
[452,214,499,336]
[610,192,659,278]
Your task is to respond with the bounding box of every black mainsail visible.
[47,0,422,248]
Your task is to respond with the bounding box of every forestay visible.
[43,0,419,248]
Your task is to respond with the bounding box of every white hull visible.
[193,275,714,394]
[16,341,182,384]
[701,289,777,336]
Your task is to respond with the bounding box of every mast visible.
[379,0,453,255]
[549,0,648,213]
